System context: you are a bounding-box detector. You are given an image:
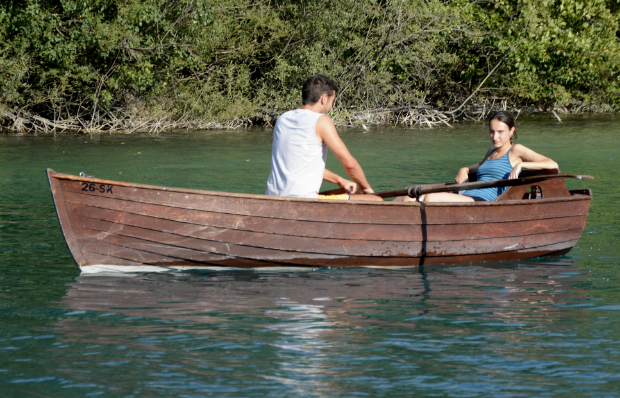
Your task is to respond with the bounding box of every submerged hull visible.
[47,169,592,272]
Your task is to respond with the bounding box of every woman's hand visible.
[509,162,523,179]
[455,167,470,184]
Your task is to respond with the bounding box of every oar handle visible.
[319,174,593,199]
[318,187,408,198]
[318,187,351,196]
[406,174,594,199]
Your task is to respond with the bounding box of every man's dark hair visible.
[302,75,339,105]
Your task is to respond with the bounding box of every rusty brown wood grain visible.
[70,207,584,260]
[47,169,592,269]
[63,191,423,241]
[64,195,586,245]
[58,178,423,225]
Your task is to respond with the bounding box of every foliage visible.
[456,0,620,105]
[0,0,618,130]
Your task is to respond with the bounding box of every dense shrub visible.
[0,0,618,130]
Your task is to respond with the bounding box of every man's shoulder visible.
[314,113,334,131]
[276,109,301,124]
[277,109,326,125]
[279,109,299,117]
[279,108,323,117]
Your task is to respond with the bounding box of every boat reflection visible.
[54,258,587,395]
[58,258,585,333]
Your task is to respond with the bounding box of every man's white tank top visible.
[266,109,327,198]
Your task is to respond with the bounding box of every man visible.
[266,75,382,201]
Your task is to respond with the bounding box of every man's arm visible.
[316,115,375,194]
[323,168,357,193]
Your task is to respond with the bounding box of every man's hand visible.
[355,187,375,194]
[337,178,357,194]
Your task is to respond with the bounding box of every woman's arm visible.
[455,164,478,184]
[455,148,494,183]
[509,144,559,179]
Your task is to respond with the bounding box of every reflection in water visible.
[59,258,584,330]
[264,299,333,396]
[57,259,586,346]
[50,259,608,396]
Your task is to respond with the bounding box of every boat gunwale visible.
[48,169,592,207]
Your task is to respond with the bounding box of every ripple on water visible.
[2,117,620,397]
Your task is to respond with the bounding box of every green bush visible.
[0,0,618,130]
[456,0,620,105]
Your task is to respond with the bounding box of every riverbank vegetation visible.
[1,0,618,133]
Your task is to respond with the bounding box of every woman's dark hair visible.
[489,111,518,144]
[302,75,339,105]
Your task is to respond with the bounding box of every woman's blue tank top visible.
[462,148,514,201]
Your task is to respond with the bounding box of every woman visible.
[402,111,558,203]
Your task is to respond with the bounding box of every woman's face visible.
[489,119,515,148]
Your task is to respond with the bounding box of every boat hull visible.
[47,169,592,271]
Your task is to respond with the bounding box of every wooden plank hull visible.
[47,169,592,272]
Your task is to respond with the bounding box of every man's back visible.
[266,109,327,198]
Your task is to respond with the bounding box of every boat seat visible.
[496,169,571,200]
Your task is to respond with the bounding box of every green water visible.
[1,114,619,397]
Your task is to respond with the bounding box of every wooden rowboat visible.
[47,168,592,273]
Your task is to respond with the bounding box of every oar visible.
[318,174,594,199]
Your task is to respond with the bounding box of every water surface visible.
[1,114,619,397]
